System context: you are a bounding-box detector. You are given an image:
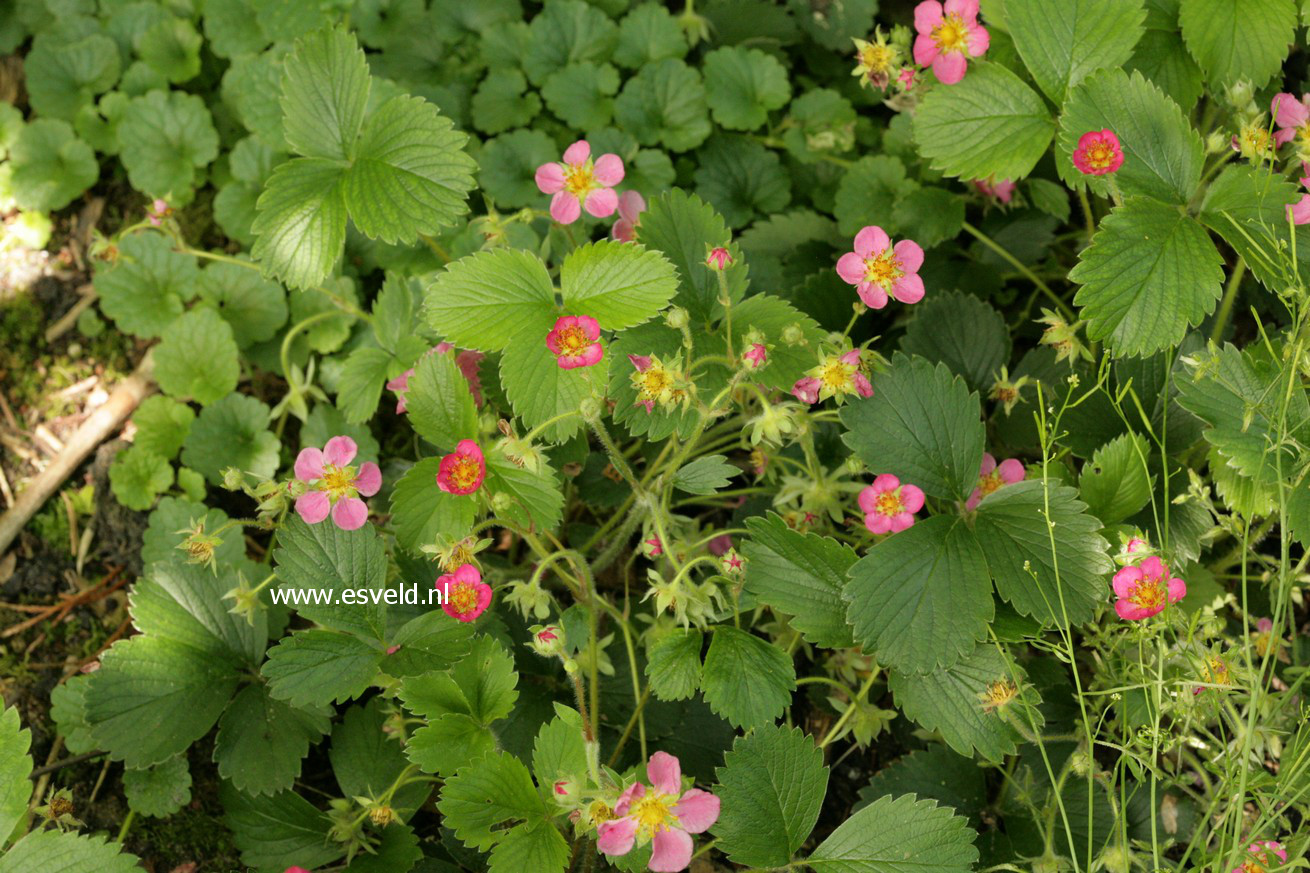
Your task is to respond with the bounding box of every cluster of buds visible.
[644,568,726,629]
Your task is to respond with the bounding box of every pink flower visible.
[439,563,492,622]
[1289,164,1310,226]
[547,315,604,369]
[707,534,733,556]
[596,752,719,873]
[858,474,925,535]
[147,198,172,226]
[535,140,624,224]
[387,345,485,413]
[643,536,663,557]
[705,247,733,270]
[1112,556,1186,620]
[285,868,312,873]
[835,226,925,309]
[844,349,874,398]
[436,439,486,495]
[1272,92,1310,151]
[612,191,646,242]
[972,177,1015,204]
[743,342,768,370]
[791,377,821,404]
[898,67,917,89]
[912,0,989,85]
[721,549,744,574]
[293,436,381,531]
[1231,840,1287,873]
[1072,130,1124,176]
[1256,617,1274,634]
[965,453,1024,510]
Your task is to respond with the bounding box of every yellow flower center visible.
[933,14,970,53]
[449,580,480,614]
[818,358,854,390]
[864,252,904,287]
[860,42,894,74]
[1128,578,1167,612]
[439,539,476,571]
[1082,142,1117,169]
[639,368,672,399]
[1241,863,1267,873]
[588,801,614,824]
[1201,656,1229,687]
[630,792,678,837]
[447,456,481,491]
[874,491,903,517]
[555,325,591,358]
[1243,126,1273,155]
[563,163,595,197]
[981,679,1019,712]
[977,470,1004,498]
[320,464,356,500]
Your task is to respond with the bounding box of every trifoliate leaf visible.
[713,725,827,869]
[693,135,790,228]
[635,189,746,322]
[479,129,559,209]
[614,58,712,152]
[251,157,348,290]
[117,90,219,202]
[272,516,389,640]
[220,783,343,873]
[890,645,1041,762]
[913,61,1054,182]
[484,453,565,533]
[109,445,173,511]
[560,239,679,331]
[900,291,1010,394]
[263,630,382,708]
[0,704,32,841]
[214,683,329,797]
[153,308,241,406]
[973,479,1113,625]
[1069,197,1223,357]
[424,248,556,351]
[400,635,519,726]
[833,154,918,238]
[137,17,203,83]
[1079,432,1154,525]
[701,626,795,729]
[673,455,737,495]
[1057,68,1203,204]
[8,118,99,212]
[542,62,620,130]
[499,322,603,443]
[703,46,790,131]
[523,0,620,86]
[1006,0,1147,104]
[197,260,288,348]
[180,392,280,484]
[0,831,143,873]
[123,755,191,817]
[389,457,478,552]
[742,513,855,649]
[807,793,979,872]
[645,630,702,700]
[280,26,371,161]
[840,354,985,502]
[472,69,542,134]
[23,33,119,121]
[1179,0,1296,89]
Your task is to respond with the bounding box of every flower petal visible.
[592,153,625,186]
[295,491,331,524]
[857,283,889,309]
[596,817,638,856]
[294,447,325,482]
[323,435,357,467]
[1167,577,1187,603]
[671,789,719,833]
[648,828,694,873]
[893,239,924,273]
[872,473,901,493]
[853,225,890,257]
[900,484,925,513]
[913,34,939,66]
[836,252,868,285]
[618,189,646,222]
[967,23,990,55]
[891,273,925,304]
[945,0,979,18]
[1272,92,1310,130]
[914,0,945,33]
[858,485,879,514]
[535,162,565,194]
[997,458,1025,484]
[332,497,369,530]
[550,191,582,224]
[865,512,892,534]
[933,51,968,85]
[355,462,382,496]
[647,751,682,795]
[1112,566,1142,598]
[562,140,591,165]
[584,185,619,218]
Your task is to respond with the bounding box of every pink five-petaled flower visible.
[1273,92,1310,155]
[705,247,733,270]
[836,226,925,309]
[535,140,624,224]
[1232,840,1287,873]
[439,563,492,623]
[547,315,604,369]
[612,191,646,242]
[294,436,381,531]
[912,0,989,85]
[147,198,172,226]
[859,474,925,535]
[965,453,1025,510]
[1112,556,1186,621]
[1072,130,1124,176]
[437,440,486,495]
[596,752,719,873]
[972,177,1015,204]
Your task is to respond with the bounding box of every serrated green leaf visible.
[693,135,791,228]
[263,629,382,708]
[108,445,173,511]
[472,69,542,134]
[646,630,702,700]
[389,457,479,551]
[900,291,1010,393]
[499,322,604,443]
[408,713,498,777]
[1199,164,1304,293]
[840,354,985,501]
[437,751,547,852]
[542,62,619,129]
[807,793,979,872]
[23,33,119,121]
[635,189,746,322]
[561,239,679,331]
[281,26,371,161]
[713,725,828,868]
[672,455,737,495]
[614,2,687,68]
[399,635,519,724]
[424,248,556,351]
[153,308,241,406]
[1079,432,1154,524]
[485,453,565,532]
[332,699,430,817]
[524,0,620,86]
[703,46,790,131]
[1070,197,1222,357]
[1179,0,1295,89]
[742,513,856,649]
[337,347,393,426]
[859,745,986,825]
[1006,0,1146,104]
[117,90,219,202]
[94,233,198,339]
[146,559,268,665]
[531,706,588,789]
[0,705,32,841]
[222,51,285,146]
[488,821,570,873]
[845,516,992,674]
[181,392,280,484]
[137,17,203,83]
[197,260,288,348]
[1126,2,1204,108]
[890,646,1041,762]
[251,157,348,290]
[701,626,795,729]
[974,478,1113,625]
[832,154,917,238]
[214,683,329,797]
[913,62,1053,182]
[272,515,388,639]
[123,755,191,817]
[204,0,268,58]
[614,58,711,152]
[221,783,343,873]
[479,129,559,209]
[9,118,99,212]
[0,831,143,873]
[348,824,425,873]
[382,610,477,677]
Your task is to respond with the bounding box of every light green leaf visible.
[832,155,917,238]
[407,712,497,777]
[561,240,679,331]
[713,725,828,869]
[23,34,119,121]
[123,755,191,817]
[889,646,1040,762]
[204,0,268,58]
[197,260,288,348]
[701,626,796,729]
[137,17,203,83]
[336,347,394,426]
[399,635,519,724]
[1069,197,1223,357]
[141,497,245,568]
[108,445,173,511]
[0,705,32,842]
[974,479,1113,625]
[472,69,542,134]
[485,453,565,533]
[1199,163,1303,293]
[94,233,198,339]
[281,26,371,161]
[840,354,985,501]
[499,322,604,443]
[1006,0,1147,104]
[542,62,619,130]
[251,157,348,290]
[614,2,688,68]
[531,707,588,797]
[703,46,790,131]
[1179,0,1295,89]
[523,0,620,86]
[673,455,737,495]
[272,515,388,640]
[487,821,571,873]
[263,630,382,708]
[145,559,267,665]
[214,683,329,797]
[912,62,1054,182]
[404,351,479,450]
[181,392,280,485]
[635,189,746,323]
[423,248,556,352]
[806,793,979,872]
[614,58,712,152]
[1079,432,1154,524]
[742,513,856,649]
[646,630,703,700]
[153,308,241,406]
[117,90,219,201]
[845,516,992,675]
[9,118,99,212]
[389,457,479,552]
[0,831,142,873]
[436,751,547,852]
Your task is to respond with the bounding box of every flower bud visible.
[664,307,689,329]
[578,396,602,421]
[781,323,806,346]
[705,246,733,270]
[551,777,581,806]
[222,467,247,490]
[530,624,566,656]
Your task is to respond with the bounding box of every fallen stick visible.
[0,353,154,557]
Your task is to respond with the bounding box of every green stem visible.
[1210,257,1246,343]
[961,221,1074,321]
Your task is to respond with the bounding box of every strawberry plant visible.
[1,1,1309,872]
